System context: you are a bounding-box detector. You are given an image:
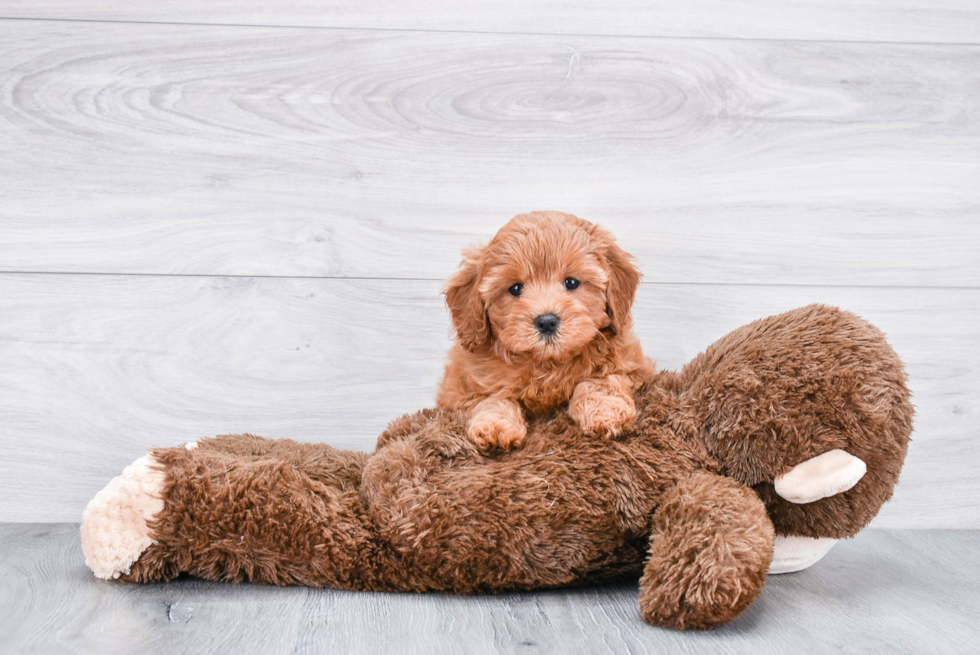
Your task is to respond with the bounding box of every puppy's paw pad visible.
[774,449,867,504]
[80,454,166,580]
[468,416,526,452]
[570,393,636,438]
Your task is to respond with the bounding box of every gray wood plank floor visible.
[1,524,978,654]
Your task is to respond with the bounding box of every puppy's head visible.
[444,211,640,361]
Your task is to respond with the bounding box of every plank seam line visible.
[0,15,978,48]
[0,270,975,290]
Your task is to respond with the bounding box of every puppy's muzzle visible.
[534,313,561,337]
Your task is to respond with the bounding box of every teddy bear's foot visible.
[774,449,866,504]
[80,454,166,580]
[769,535,839,574]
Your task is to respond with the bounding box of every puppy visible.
[437,211,655,451]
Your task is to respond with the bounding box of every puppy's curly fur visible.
[437,211,655,451]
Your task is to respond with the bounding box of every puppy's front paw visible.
[569,380,637,438]
[80,454,166,580]
[468,398,527,451]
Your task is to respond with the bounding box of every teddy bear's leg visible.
[178,433,368,491]
[639,472,775,630]
[81,454,166,580]
[82,444,410,591]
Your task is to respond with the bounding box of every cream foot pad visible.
[768,449,867,574]
[774,449,866,504]
[770,535,840,574]
[80,454,166,579]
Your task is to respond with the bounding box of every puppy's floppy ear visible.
[595,227,641,334]
[444,245,491,350]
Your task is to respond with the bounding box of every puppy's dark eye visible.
[564,278,580,290]
[508,283,523,297]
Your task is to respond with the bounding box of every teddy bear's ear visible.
[594,227,641,334]
[443,245,491,351]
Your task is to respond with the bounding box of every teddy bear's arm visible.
[639,472,775,630]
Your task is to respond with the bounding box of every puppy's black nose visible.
[534,313,561,335]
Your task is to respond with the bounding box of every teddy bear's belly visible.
[359,421,689,592]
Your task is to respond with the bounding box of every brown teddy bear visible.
[80,304,911,629]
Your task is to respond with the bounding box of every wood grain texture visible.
[1,21,979,285]
[0,274,975,527]
[2,2,979,43]
[2,524,978,654]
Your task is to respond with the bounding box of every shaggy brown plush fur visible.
[639,473,773,629]
[438,211,655,451]
[95,304,911,630]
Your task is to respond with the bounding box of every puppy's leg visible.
[468,397,527,451]
[569,374,636,438]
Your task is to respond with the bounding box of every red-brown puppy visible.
[438,211,655,451]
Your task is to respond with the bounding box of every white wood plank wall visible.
[0,4,977,525]
[3,1,979,43]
